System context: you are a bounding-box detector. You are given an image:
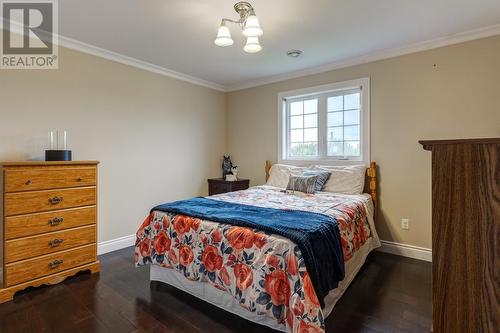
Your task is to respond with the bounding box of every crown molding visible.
[57,35,227,92]
[2,18,500,93]
[0,18,226,92]
[225,23,500,92]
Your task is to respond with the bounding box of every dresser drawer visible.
[208,178,250,195]
[208,182,228,195]
[5,225,96,263]
[5,206,96,239]
[4,166,96,192]
[5,244,96,287]
[4,187,96,216]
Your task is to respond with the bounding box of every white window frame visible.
[277,77,370,166]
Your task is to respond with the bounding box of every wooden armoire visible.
[420,138,499,333]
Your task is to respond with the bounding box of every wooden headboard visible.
[265,160,378,220]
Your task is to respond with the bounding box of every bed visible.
[135,161,380,333]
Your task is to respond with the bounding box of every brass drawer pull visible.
[49,238,64,247]
[48,217,64,226]
[25,179,32,185]
[48,196,64,205]
[48,259,63,269]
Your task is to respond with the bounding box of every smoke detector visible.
[286,49,302,58]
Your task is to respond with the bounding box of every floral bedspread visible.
[135,186,373,333]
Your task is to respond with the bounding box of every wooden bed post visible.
[367,161,377,223]
[265,160,271,181]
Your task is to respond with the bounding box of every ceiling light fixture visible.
[214,2,263,53]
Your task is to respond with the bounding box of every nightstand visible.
[208,178,250,195]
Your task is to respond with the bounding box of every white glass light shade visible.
[214,25,234,46]
[243,14,264,37]
[242,15,263,37]
[243,36,262,53]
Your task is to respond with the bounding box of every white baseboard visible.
[97,235,432,262]
[97,234,136,255]
[377,240,432,262]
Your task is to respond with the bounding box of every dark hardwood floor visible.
[0,248,431,333]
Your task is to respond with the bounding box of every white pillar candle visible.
[49,131,55,150]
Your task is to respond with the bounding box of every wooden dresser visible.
[420,138,499,333]
[0,161,100,303]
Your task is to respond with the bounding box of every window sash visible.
[325,89,362,160]
[285,97,319,159]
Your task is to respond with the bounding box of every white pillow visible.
[266,164,307,189]
[312,164,366,194]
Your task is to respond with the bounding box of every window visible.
[279,78,370,165]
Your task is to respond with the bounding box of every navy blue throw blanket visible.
[152,197,345,308]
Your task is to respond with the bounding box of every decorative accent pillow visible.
[312,165,366,194]
[266,164,307,188]
[286,175,319,194]
[302,170,331,192]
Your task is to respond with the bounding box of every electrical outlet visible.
[401,218,409,230]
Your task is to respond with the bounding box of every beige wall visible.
[1,35,499,250]
[226,35,500,249]
[0,46,226,243]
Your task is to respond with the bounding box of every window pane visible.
[344,109,359,125]
[344,125,360,141]
[304,99,317,114]
[290,115,303,129]
[327,142,343,156]
[327,96,343,111]
[290,129,303,142]
[344,93,360,110]
[304,128,317,141]
[290,101,303,115]
[290,142,318,157]
[328,112,343,127]
[327,127,343,141]
[304,113,318,128]
[344,141,360,156]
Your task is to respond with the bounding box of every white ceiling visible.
[59,0,500,90]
